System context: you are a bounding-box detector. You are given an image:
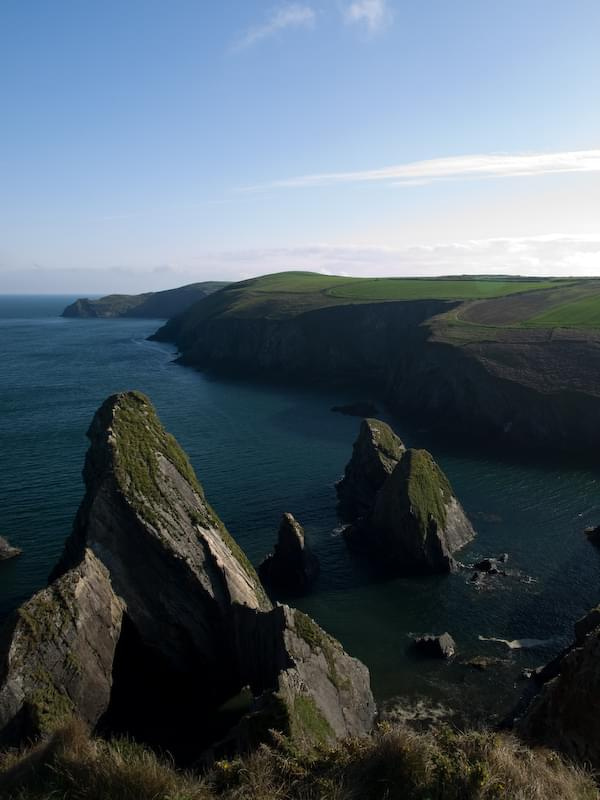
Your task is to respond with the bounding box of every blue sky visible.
[1,0,599,292]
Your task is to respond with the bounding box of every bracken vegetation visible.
[0,719,596,800]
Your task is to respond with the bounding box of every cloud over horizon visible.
[3,234,599,294]
[243,149,600,190]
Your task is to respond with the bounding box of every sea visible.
[2,294,600,723]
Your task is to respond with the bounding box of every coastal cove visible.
[2,295,600,723]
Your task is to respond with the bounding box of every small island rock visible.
[259,513,320,594]
[413,633,456,659]
[0,536,22,560]
[346,444,475,575]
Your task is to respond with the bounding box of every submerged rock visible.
[0,392,374,752]
[0,536,21,560]
[259,513,319,595]
[336,418,405,520]
[331,401,379,418]
[412,633,456,659]
[584,525,600,545]
[473,557,506,574]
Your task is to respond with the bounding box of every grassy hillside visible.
[1,719,596,800]
[165,272,577,325]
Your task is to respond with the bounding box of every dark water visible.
[2,295,600,722]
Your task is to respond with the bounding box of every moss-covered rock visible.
[0,392,374,753]
[336,418,406,520]
[340,421,475,575]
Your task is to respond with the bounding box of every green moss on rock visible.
[106,392,267,606]
[293,611,348,691]
[403,449,454,537]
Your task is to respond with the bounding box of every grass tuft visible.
[1,719,596,800]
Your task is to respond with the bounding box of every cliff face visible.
[517,606,600,767]
[153,297,600,452]
[62,282,228,319]
[0,393,374,752]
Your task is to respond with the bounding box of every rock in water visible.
[259,513,319,594]
[343,432,475,575]
[516,605,600,767]
[584,525,600,545]
[336,418,406,519]
[0,392,374,751]
[0,536,21,560]
[412,633,456,659]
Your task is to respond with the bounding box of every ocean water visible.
[2,294,600,721]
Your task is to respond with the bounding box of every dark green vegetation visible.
[400,449,454,537]
[62,281,227,319]
[1,719,595,800]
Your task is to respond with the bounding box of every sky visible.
[1,0,600,293]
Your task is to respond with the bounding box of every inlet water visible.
[2,295,600,722]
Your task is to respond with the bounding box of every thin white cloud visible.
[232,4,316,51]
[242,149,600,190]
[344,0,391,33]
[4,235,600,292]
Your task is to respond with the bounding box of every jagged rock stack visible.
[338,419,475,575]
[0,392,375,753]
[259,513,319,595]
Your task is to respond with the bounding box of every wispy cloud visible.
[344,0,391,33]
[232,4,316,51]
[242,149,600,190]
[193,235,600,279]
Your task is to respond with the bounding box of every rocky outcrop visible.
[336,418,405,520]
[259,513,319,595]
[0,392,374,752]
[516,606,600,767]
[340,422,475,575]
[62,282,227,319]
[0,536,21,560]
[412,633,456,659]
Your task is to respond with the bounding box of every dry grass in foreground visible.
[0,718,596,800]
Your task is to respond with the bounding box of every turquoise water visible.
[2,295,600,721]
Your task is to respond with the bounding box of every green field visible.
[174,271,600,329]
[528,292,600,328]
[248,271,561,301]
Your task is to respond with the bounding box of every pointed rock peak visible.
[337,418,405,520]
[83,391,267,608]
[259,513,319,595]
[360,418,406,467]
[278,512,305,554]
